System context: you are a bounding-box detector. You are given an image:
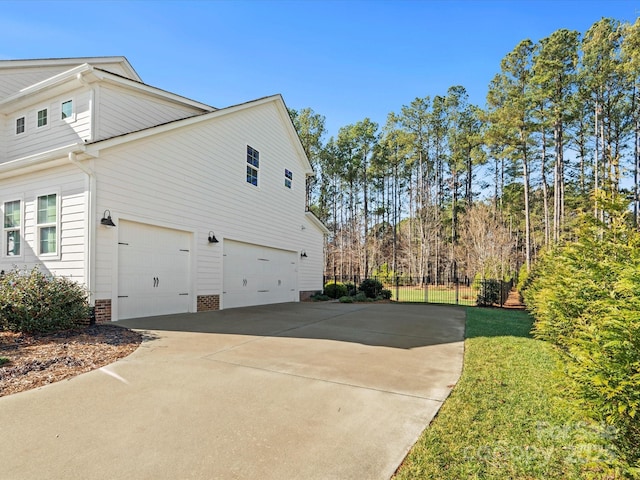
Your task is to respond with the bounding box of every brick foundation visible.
[94,299,112,323]
[197,294,220,312]
[299,291,317,302]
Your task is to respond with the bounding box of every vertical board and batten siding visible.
[2,90,92,163]
[95,85,205,142]
[0,164,87,282]
[93,100,324,309]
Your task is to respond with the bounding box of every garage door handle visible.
[153,277,159,288]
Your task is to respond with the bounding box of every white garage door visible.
[223,240,298,309]
[118,221,191,320]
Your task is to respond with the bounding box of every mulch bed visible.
[0,324,142,397]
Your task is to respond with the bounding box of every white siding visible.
[2,90,92,163]
[0,61,137,100]
[95,85,204,141]
[0,164,87,283]
[93,100,324,311]
[0,66,76,100]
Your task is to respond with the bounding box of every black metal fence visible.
[322,275,513,307]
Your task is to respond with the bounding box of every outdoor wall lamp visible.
[100,210,116,227]
[208,231,219,243]
[301,250,307,258]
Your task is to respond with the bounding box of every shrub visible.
[310,292,330,301]
[525,195,640,469]
[344,282,357,296]
[359,278,383,299]
[476,279,502,306]
[354,292,368,302]
[380,289,392,300]
[338,296,353,303]
[323,282,348,299]
[0,267,90,333]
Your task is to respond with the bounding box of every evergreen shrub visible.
[324,282,348,299]
[523,195,640,470]
[359,278,383,298]
[0,267,90,333]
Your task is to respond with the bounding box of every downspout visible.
[69,151,96,306]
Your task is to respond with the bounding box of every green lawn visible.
[393,308,620,479]
[389,285,478,306]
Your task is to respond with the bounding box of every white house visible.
[0,57,328,321]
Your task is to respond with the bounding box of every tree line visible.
[290,17,640,284]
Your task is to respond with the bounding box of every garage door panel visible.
[118,221,191,320]
[223,240,298,309]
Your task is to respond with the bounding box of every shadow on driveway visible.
[118,302,466,350]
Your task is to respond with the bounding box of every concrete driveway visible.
[0,302,465,480]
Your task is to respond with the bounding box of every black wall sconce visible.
[100,210,116,227]
[208,231,219,243]
[300,250,307,258]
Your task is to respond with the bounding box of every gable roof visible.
[85,94,315,175]
[0,56,141,81]
[0,62,214,113]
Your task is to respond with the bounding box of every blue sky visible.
[0,0,637,139]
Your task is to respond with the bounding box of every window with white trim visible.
[37,108,48,128]
[61,99,73,120]
[15,116,25,135]
[246,145,259,186]
[37,194,57,255]
[3,200,21,256]
[284,169,293,189]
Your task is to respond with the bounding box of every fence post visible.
[395,276,400,302]
[455,278,459,305]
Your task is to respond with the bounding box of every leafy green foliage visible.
[524,195,640,470]
[0,267,90,333]
[359,278,383,298]
[380,289,392,300]
[323,282,348,299]
[395,308,623,479]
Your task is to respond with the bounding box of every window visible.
[37,108,48,128]
[3,200,21,256]
[61,100,73,120]
[284,169,293,189]
[37,194,57,255]
[15,117,25,135]
[246,145,259,186]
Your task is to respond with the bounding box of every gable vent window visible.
[61,100,73,120]
[246,145,259,186]
[37,108,48,128]
[15,117,25,135]
[285,169,293,189]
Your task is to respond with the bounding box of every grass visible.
[390,285,478,306]
[393,308,620,479]
[0,356,9,366]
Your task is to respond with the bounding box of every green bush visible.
[344,282,357,296]
[0,267,90,333]
[324,282,348,299]
[380,289,392,300]
[359,278,383,298]
[338,296,353,303]
[310,292,330,301]
[525,195,640,470]
[354,292,368,302]
[476,279,502,306]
